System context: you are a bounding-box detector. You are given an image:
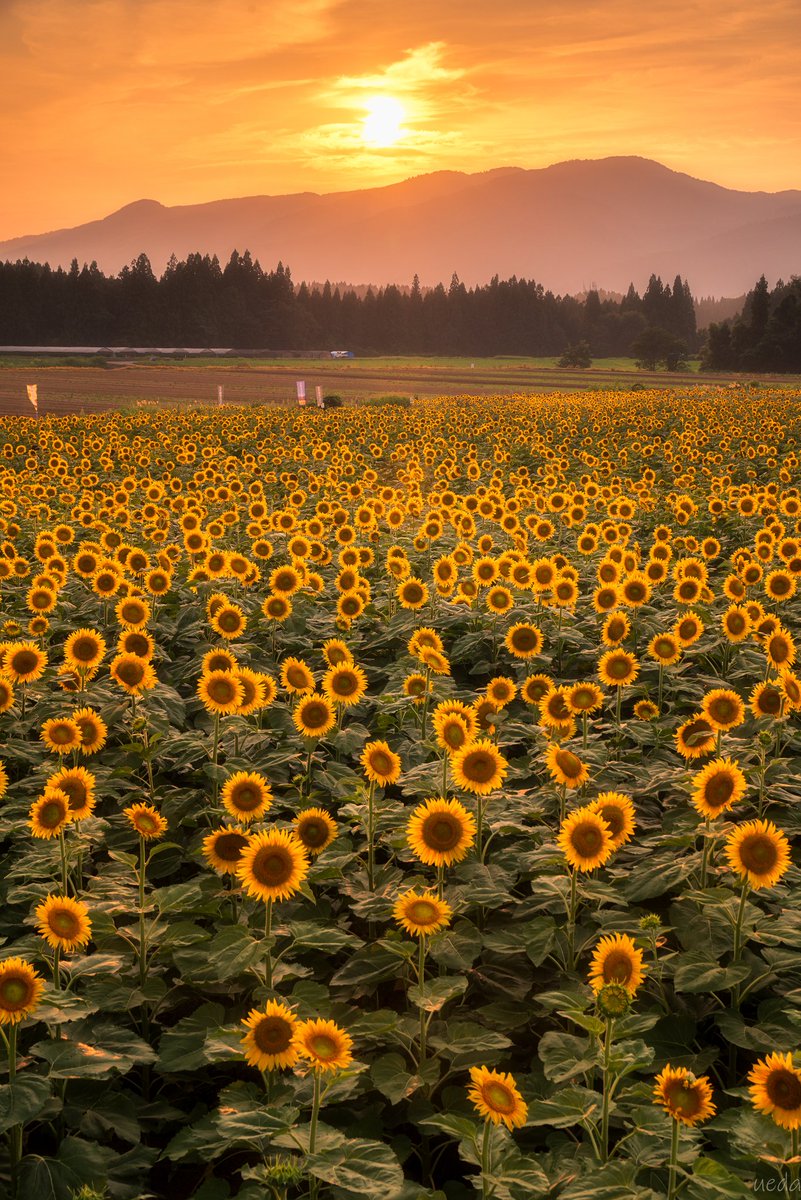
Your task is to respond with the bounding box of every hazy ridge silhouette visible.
[1,157,799,295]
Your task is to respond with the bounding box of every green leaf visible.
[31,1022,156,1078]
[687,1157,752,1197]
[419,1113,480,1142]
[306,1137,403,1194]
[524,1086,600,1128]
[371,1052,418,1103]
[538,1031,598,1082]
[486,1153,550,1197]
[0,1076,52,1133]
[673,952,750,993]
[407,975,467,1012]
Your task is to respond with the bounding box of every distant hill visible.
[1,157,799,296]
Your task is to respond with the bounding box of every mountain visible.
[1,157,799,295]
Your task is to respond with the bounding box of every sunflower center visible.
[252,848,293,886]
[331,673,357,696]
[444,721,466,749]
[423,814,461,850]
[603,949,634,984]
[727,615,747,634]
[126,634,150,656]
[209,677,237,703]
[236,784,267,815]
[766,1068,801,1110]
[769,637,791,664]
[298,819,327,847]
[571,688,594,709]
[40,801,66,828]
[407,900,438,925]
[254,1015,293,1053]
[739,833,778,872]
[287,667,309,688]
[403,583,424,603]
[758,688,782,715]
[555,750,582,779]
[135,813,159,834]
[570,821,602,856]
[709,697,737,722]
[368,750,393,775]
[51,725,75,744]
[704,774,735,808]
[771,576,792,595]
[0,977,31,1008]
[301,702,329,730]
[512,628,538,651]
[309,1034,338,1060]
[607,656,632,681]
[607,619,626,641]
[653,638,675,658]
[50,910,80,937]
[462,751,496,783]
[598,806,623,836]
[11,650,37,674]
[117,660,145,686]
[482,1082,515,1113]
[665,1081,703,1117]
[215,832,248,861]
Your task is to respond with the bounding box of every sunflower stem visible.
[366,780,376,892]
[436,865,444,901]
[600,1017,614,1162]
[567,867,578,970]
[667,1116,680,1200]
[309,1069,322,1199]
[420,668,432,740]
[59,829,69,895]
[582,712,588,751]
[730,878,750,1010]
[53,945,61,991]
[7,1023,21,1187]
[480,1119,492,1200]
[699,817,711,889]
[212,712,221,805]
[441,751,448,799]
[304,743,313,802]
[264,898,273,990]
[138,833,147,993]
[418,937,428,1069]
[476,798,486,861]
[791,1127,799,1187]
[657,664,664,712]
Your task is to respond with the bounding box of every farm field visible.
[0,388,801,1199]
[1,356,799,416]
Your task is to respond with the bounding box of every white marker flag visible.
[217,384,224,407]
[315,385,324,408]
[26,384,38,414]
[296,381,306,406]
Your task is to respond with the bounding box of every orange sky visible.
[1,0,799,240]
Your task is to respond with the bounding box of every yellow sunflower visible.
[748,1052,801,1129]
[202,827,250,874]
[280,657,315,695]
[40,717,82,755]
[237,829,309,903]
[588,792,636,848]
[71,707,107,756]
[557,809,614,872]
[0,957,44,1025]
[46,766,96,820]
[322,664,368,707]
[197,670,244,715]
[724,819,791,889]
[293,1017,353,1072]
[360,740,401,786]
[504,622,544,660]
[450,739,508,796]
[406,797,477,867]
[397,577,429,610]
[293,693,336,738]
[653,1066,716,1126]
[29,788,74,839]
[545,742,590,789]
[221,771,273,822]
[588,933,645,995]
[109,653,157,696]
[5,642,47,684]
[598,649,639,688]
[241,1001,300,1071]
[690,758,747,820]
[701,688,745,732]
[35,894,92,953]
[467,1066,528,1129]
[294,808,338,856]
[674,713,716,760]
[393,889,453,938]
[124,803,168,841]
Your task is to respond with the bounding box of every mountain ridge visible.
[1,156,799,295]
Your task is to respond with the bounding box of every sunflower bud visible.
[596,983,632,1018]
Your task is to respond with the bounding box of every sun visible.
[361,96,406,148]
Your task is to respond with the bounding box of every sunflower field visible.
[1,389,801,1200]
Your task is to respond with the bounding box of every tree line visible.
[702,276,801,372]
[0,252,702,361]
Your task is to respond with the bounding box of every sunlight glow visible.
[361,95,407,148]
